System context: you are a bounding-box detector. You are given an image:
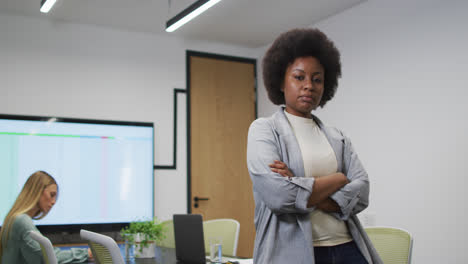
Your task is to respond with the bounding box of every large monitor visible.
[0,114,154,233]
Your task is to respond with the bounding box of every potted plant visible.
[120,218,165,258]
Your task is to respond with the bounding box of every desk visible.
[80,244,174,263]
[122,246,177,264]
[80,244,252,264]
[60,244,165,264]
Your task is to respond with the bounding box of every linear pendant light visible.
[166,0,222,32]
[40,0,57,13]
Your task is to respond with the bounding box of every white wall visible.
[255,0,468,263]
[0,13,258,222]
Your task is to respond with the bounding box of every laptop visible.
[173,214,207,264]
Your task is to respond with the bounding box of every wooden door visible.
[188,51,256,258]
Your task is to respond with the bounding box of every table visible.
[80,244,252,264]
[80,244,174,263]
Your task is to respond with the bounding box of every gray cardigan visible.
[247,108,382,264]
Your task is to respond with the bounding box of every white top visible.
[285,111,352,246]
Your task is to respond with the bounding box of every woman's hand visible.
[269,160,294,178]
[317,198,341,213]
[88,248,94,261]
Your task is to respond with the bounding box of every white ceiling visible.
[0,0,365,48]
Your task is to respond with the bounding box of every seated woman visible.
[0,171,91,264]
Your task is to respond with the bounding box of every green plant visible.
[120,218,165,253]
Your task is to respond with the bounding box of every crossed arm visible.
[269,160,348,212]
[247,119,368,216]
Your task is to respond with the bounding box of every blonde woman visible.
[0,171,91,264]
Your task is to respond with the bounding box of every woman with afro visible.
[247,28,382,264]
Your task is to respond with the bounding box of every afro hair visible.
[262,28,342,107]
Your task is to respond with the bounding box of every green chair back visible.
[80,229,124,264]
[88,241,113,264]
[158,219,176,248]
[365,226,413,264]
[203,219,240,256]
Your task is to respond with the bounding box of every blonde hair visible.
[0,171,58,259]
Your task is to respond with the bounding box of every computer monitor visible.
[0,114,154,234]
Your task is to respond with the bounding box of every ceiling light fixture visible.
[166,0,222,33]
[40,0,57,13]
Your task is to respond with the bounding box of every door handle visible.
[194,196,210,202]
[193,196,209,208]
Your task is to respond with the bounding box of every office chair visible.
[365,226,413,264]
[158,219,176,248]
[203,218,240,256]
[28,231,58,264]
[80,229,125,264]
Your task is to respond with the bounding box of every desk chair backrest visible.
[80,229,124,264]
[28,231,57,264]
[158,219,176,248]
[203,218,240,256]
[365,226,413,264]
